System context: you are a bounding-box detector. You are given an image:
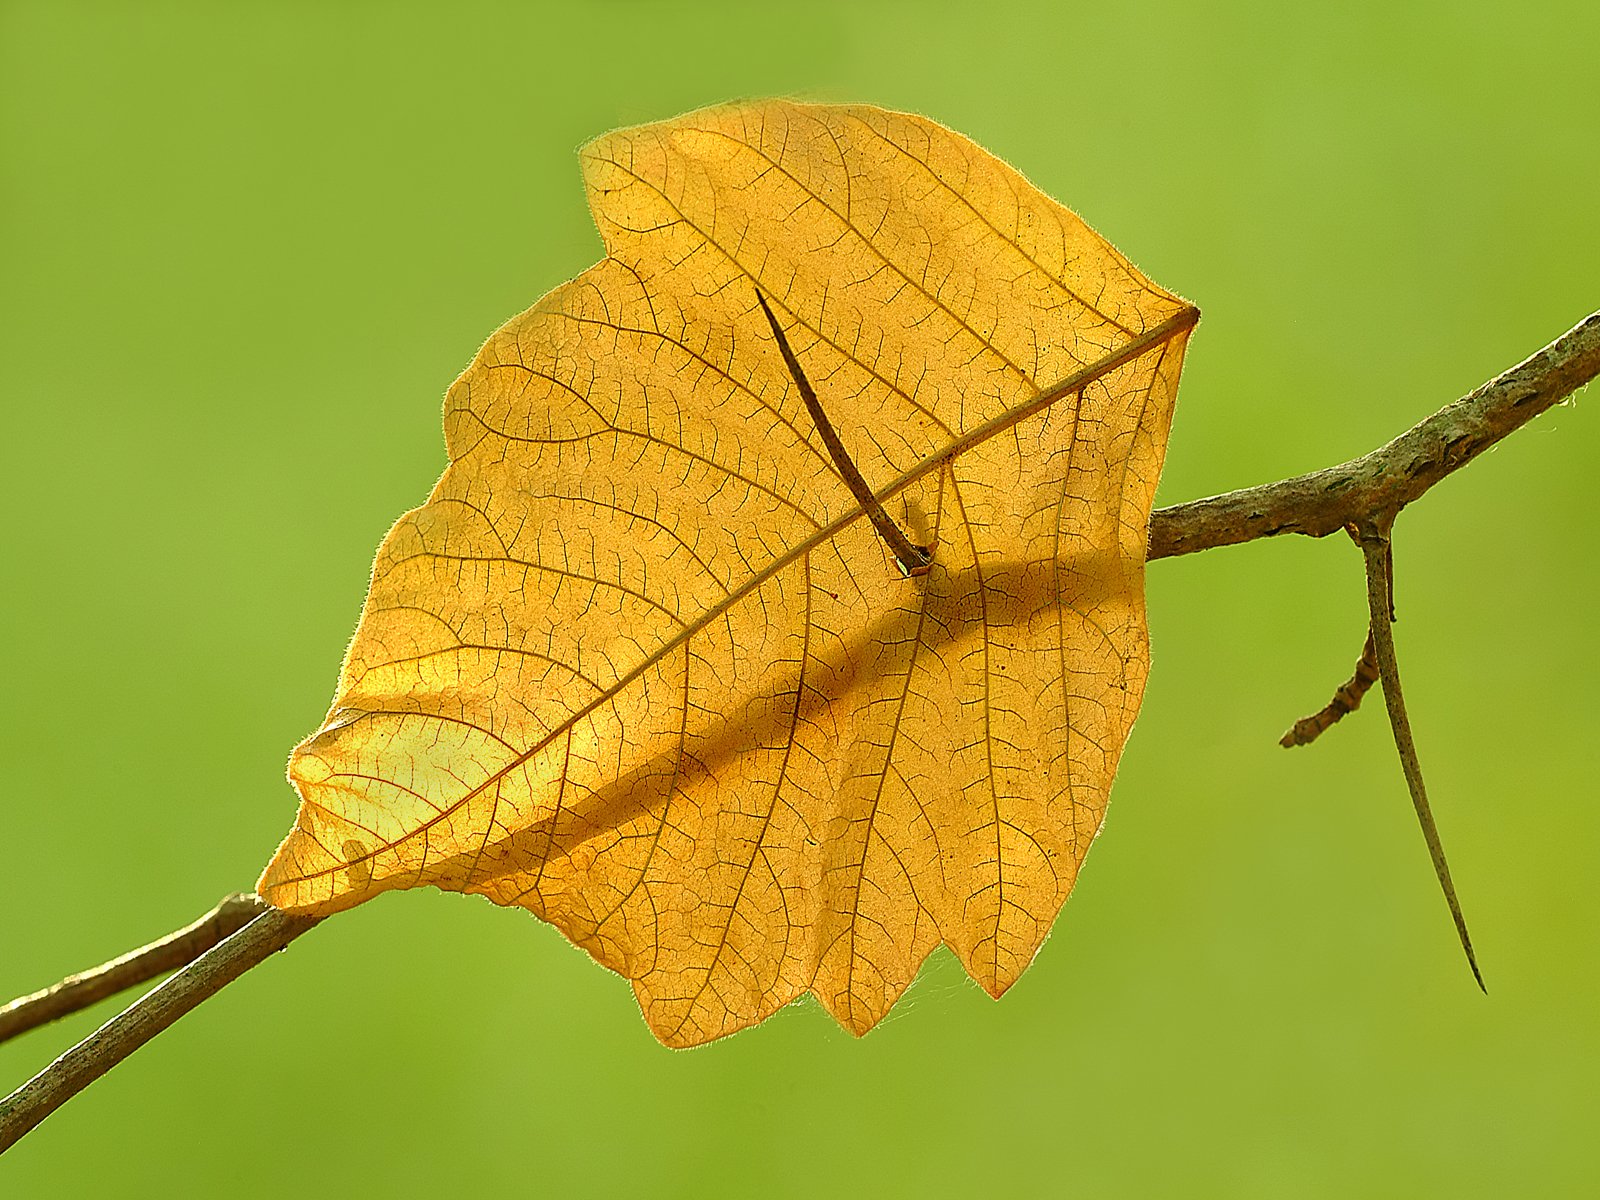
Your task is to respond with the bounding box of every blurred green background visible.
[3,1,1596,1195]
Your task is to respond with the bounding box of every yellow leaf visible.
[258,101,1198,1046]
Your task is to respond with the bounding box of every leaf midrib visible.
[289,306,1198,885]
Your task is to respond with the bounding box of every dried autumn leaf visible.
[259,101,1197,1046]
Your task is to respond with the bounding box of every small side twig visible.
[0,892,269,1046]
[0,902,321,1153]
[1357,521,1486,991]
[1280,630,1381,747]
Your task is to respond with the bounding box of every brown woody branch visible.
[1148,309,1597,986]
[1,307,1595,1155]
[0,892,269,1046]
[0,903,321,1153]
[1148,308,1600,559]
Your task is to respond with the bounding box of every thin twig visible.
[1358,521,1486,991]
[0,892,269,1046]
[1280,629,1381,747]
[755,289,933,576]
[1150,309,1600,559]
[0,904,321,1153]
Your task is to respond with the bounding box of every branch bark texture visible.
[0,904,320,1153]
[1149,309,1600,559]
[0,892,269,1046]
